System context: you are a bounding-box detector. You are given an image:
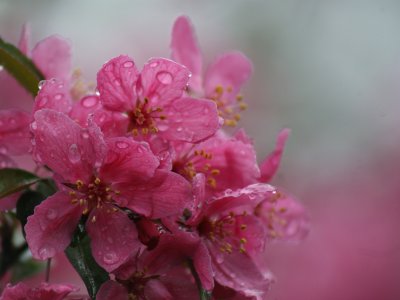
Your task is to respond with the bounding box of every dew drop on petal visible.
[176,127,183,132]
[37,97,48,108]
[81,131,90,139]
[95,89,101,96]
[103,252,118,264]
[216,254,224,264]
[0,65,3,72]
[54,93,63,100]
[116,141,129,149]
[113,79,121,86]
[38,80,46,90]
[82,97,98,108]
[46,208,57,220]
[39,246,55,259]
[150,61,159,68]
[123,61,134,68]
[68,144,81,163]
[156,71,173,85]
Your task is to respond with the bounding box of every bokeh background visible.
[1,1,400,299]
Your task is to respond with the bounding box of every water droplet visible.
[176,127,183,132]
[0,65,3,72]
[0,146,8,154]
[116,141,129,149]
[81,131,90,139]
[216,254,224,264]
[37,96,48,107]
[38,80,46,90]
[68,144,81,163]
[46,209,57,220]
[113,79,121,86]
[39,247,55,259]
[82,96,98,108]
[123,61,134,68]
[103,252,118,264]
[31,121,37,130]
[150,61,159,68]
[54,93,63,100]
[156,71,173,85]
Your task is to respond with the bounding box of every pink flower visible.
[97,230,210,300]
[171,16,253,127]
[25,109,191,271]
[0,282,77,300]
[96,55,220,142]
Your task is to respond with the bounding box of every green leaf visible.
[16,190,46,236]
[0,168,40,199]
[35,178,57,198]
[188,259,212,300]
[0,37,44,96]
[65,223,109,300]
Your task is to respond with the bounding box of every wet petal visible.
[139,58,190,106]
[28,282,78,300]
[32,109,106,182]
[31,35,72,81]
[0,109,31,156]
[34,79,72,114]
[25,192,82,260]
[97,55,139,111]
[259,128,290,183]
[204,51,253,99]
[160,97,220,143]
[96,281,128,300]
[86,207,141,272]
[171,16,203,93]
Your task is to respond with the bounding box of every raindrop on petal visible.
[156,71,173,85]
[116,141,129,149]
[123,61,134,68]
[46,209,57,220]
[103,252,118,264]
[82,97,98,108]
[38,80,46,90]
[68,144,81,163]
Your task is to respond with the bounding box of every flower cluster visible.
[0,16,309,299]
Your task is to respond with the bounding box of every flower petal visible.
[32,109,106,182]
[0,109,31,156]
[100,137,159,183]
[139,58,190,105]
[97,281,128,300]
[31,35,72,81]
[171,16,203,93]
[34,79,72,114]
[25,191,82,260]
[28,283,77,300]
[86,207,141,272]
[18,23,30,55]
[259,128,290,183]
[120,170,191,219]
[97,55,139,111]
[160,97,220,143]
[1,282,30,299]
[204,51,253,99]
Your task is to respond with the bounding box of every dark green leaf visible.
[0,168,40,199]
[0,37,44,96]
[36,178,57,198]
[188,259,212,300]
[65,223,109,299]
[16,190,46,236]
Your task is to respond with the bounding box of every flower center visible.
[173,148,220,188]
[69,177,120,222]
[200,211,249,254]
[128,98,167,136]
[209,84,247,127]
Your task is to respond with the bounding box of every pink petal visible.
[25,191,82,260]
[69,95,102,126]
[34,79,72,114]
[208,242,271,300]
[256,190,310,242]
[139,58,190,106]
[259,128,290,183]
[171,16,203,93]
[86,207,141,272]
[100,137,159,183]
[18,23,30,55]
[31,35,72,81]
[193,241,214,291]
[28,283,77,300]
[204,51,253,100]
[96,281,128,300]
[1,283,29,299]
[120,170,191,219]
[0,109,31,155]
[160,97,220,143]
[143,280,173,300]
[32,109,106,182]
[96,55,139,111]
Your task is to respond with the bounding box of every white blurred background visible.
[1,1,400,299]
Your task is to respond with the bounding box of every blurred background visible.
[1,0,400,299]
